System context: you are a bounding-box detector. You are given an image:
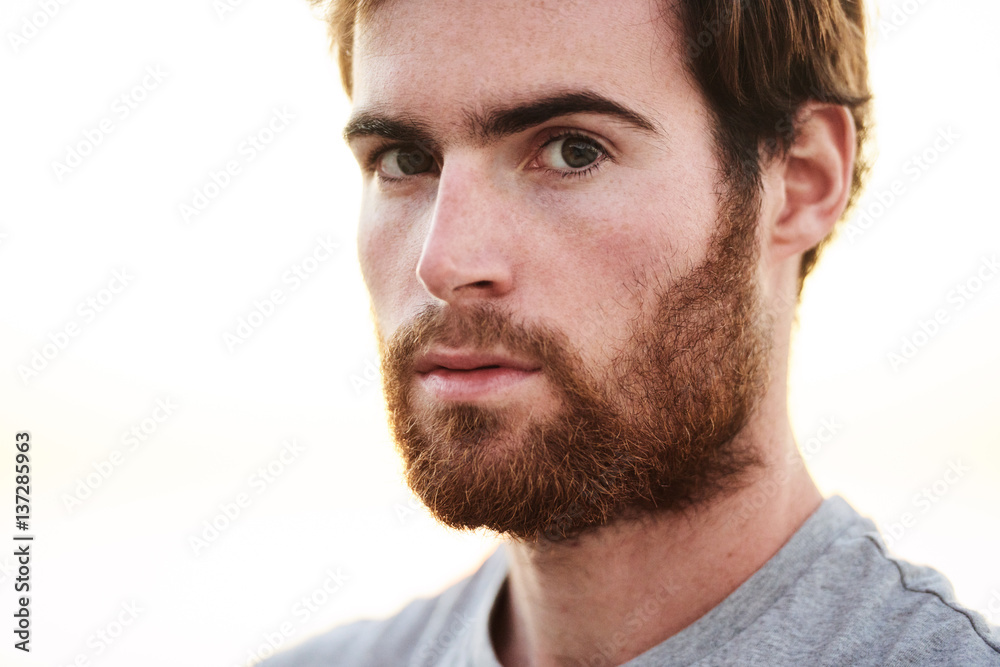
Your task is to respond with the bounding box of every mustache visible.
[378,302,581,379]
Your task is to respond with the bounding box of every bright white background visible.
[0,0,997,665]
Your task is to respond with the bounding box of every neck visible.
[490,413,822,667]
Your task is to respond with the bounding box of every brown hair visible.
[311,0,872,293]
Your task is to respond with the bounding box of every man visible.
[267,0,1000,664]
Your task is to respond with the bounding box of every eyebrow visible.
[342,90,661,148]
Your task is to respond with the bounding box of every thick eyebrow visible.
[342,114,438,150]
[470,91,660,141]
[342,90,661,148]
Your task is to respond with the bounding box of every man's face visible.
[347,0,773,540]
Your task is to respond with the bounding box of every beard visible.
[378,183,772,543]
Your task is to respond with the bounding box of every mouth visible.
[414,350,542,402]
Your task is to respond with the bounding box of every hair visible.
[310,0,873,295]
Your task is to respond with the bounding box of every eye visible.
[536,132,609,177]
[375,145,436,180]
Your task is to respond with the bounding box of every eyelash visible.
[537,130,611,180]
[364,130,612,183]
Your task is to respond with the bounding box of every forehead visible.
[351,0,691,123]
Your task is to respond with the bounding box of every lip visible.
[414,349,540,374]
[414,349,542,401]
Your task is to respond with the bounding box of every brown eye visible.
[562,138,601,168]
[377,146,435,178]
[540,134,606,172]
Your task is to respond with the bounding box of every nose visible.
[416,159,514,303]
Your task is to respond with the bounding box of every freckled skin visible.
[345,0,849,664]
[352,0,721,378]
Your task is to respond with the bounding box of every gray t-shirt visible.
[263,495,1000,665]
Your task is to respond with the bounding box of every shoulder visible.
[260,548,507,667]
[759,502,1000,665]
[845,534,1000,665]
[258,603,437,667]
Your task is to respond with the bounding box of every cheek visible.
[357,195,431,334]
[355,220,380,300]
[522,172,720,364]
[518,211,650,363]
[532,174,714,290]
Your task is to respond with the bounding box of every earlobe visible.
[770,103,856,262]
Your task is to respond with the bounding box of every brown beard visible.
[378,184,772,543]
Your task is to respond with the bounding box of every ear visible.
[767,103,856,263]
